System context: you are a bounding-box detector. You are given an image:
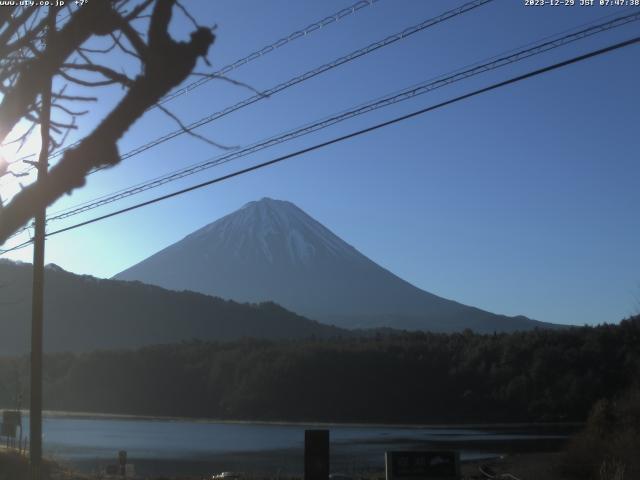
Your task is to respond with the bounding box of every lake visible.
[17,413,577,477]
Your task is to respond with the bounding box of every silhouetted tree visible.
[0,0,216,243]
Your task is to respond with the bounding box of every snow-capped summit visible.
[188,197,357,265]
[115,198,551,332]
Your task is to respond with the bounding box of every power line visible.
[157,0,382,106]
[38,0,382,165]
[91,0,494,172]
[0,238,32,254]
[5,0,493,189]
[29,0,492,178]
[4,7,638,244]
[46,7,639,220]
[42,10,640,225]
[3,34,637,254]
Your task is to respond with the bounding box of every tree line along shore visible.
[0,315,639,479]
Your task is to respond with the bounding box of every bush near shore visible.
[560,385,640,479]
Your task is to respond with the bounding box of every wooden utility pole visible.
[29,7,56,480]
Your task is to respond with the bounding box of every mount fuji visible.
[115,198,553,333]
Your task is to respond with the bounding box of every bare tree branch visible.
[116,19,148,59]
[0,8,37,53]
[123,0,156,21]
[176,0,201,29]
[190,72,268,98]
[110,30,143,60]
[62,63,134,87]
[52,103,89,117]
[58,69,121,88]
[0,0,216,244]
[155,103,236,150]
[0,1,121,142]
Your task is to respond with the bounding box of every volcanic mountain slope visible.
[115,198,555,333]
[0,259,345,354]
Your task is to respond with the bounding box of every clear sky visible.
[1,0,639,326]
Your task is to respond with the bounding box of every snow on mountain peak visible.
[188,198,357,265]
[114,197,544,333]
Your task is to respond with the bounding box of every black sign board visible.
[304,429,330,480]
[1,411,21,438]
[105,465,118,475]
[385,451,460,480]
[118,450,128,476]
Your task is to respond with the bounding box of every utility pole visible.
[29,7,56,480]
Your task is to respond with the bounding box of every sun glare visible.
[0,121,42,195]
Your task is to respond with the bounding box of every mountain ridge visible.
[0,258,346,354]
[115,198,556,333]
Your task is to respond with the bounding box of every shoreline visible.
[2,449,567,480]
[2,411,581,478]
[7,408,584,430]
[62,451,569,479]
[4,434,573,479]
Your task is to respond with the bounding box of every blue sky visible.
[1,0,639,326]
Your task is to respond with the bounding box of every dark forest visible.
[1,316,638,424]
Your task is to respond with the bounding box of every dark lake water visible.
[18,413,577,477]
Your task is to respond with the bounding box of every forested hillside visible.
[1,316,637,423]
[0,260,346,354]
